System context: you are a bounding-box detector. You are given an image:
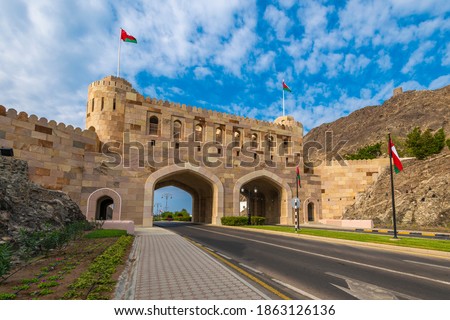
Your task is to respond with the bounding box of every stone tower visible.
[86,76,136,145]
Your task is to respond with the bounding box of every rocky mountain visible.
[304,85,450,158]
[0,156,86,242]
[344,151,449,229]
[304,85,449,229]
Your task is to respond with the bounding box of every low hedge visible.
[221,216,248,226]
[221,216,266,226]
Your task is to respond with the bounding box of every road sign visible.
[291,197,300,208]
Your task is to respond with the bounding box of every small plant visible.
[0,293,16,300]
[31,288,54,296]
[22,278,39,284]
[12,284,30,291]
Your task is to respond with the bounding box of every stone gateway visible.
[0,76,389,228]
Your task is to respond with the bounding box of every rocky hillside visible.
[304,85,450,157]
[344,151,449,228]
[0,156,86,242]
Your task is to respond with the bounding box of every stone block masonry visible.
[0,76,391,227]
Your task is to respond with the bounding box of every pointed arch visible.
[143,164,224,226]
[233,169,292,225]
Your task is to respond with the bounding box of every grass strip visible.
[241,226,450,252]
[84,229,128,239]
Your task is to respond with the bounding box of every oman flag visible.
[282,80,292,92]
[121,29,137,43]
[296,166,301,187]
[389,138,403,173]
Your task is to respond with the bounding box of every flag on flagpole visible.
[121,28,137,43]
[296,166,301,187]
[282,80,292,93]
[389,138,403,173]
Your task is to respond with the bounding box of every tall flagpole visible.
[282,79,285,117]
[117,28,122,78]
[388,133,398,239]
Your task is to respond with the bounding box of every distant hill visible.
[304,85,450,158]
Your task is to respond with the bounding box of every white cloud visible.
[263,5,292,40]
[442,43,450,66]
[253,51,276,74]
[194,67,212,79]
[429,75,450,89]
[376,51,393,71]
[343,54,371,75]
[401,41,436,74]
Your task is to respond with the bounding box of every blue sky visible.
[1,0,449,212]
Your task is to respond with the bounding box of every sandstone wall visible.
[0,105,100,206]
[317,158,390,219]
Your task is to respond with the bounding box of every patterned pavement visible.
[114,227,270,300]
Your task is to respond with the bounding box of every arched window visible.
[195,124,203,142]
[173,120,182,140]
[265,134,274,148]
[251,133,258,148]
[308,202,315,222]
[149,116,159,135]
[233,130,241,145]
[215,128,223,144]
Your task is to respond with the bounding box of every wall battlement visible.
[1,106,97,139]
[89,76,302,132]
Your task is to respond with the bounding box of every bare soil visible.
[0,236,129,300]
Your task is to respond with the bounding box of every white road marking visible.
[187,226,450,286]
[239,263,263,274]
[216,252,232,260]
[271,278,320,300]
[327,272,419,300]
[403,260,450,270]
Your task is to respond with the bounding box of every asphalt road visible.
[155,222,450,300]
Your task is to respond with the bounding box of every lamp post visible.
[161,193,172,212]
[241,186,258,225]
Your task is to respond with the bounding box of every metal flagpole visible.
[388,133,398,239]
[117,28,122,78]
[282,80,285,117]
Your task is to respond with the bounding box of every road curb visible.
[211,225,450,260]
[355,228,450,239]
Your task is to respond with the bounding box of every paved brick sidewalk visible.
[115,227,270,300]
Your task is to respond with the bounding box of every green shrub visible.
[345,142,382,160]
[251,216,266,225]
[0,243,12,279]
[221,216,249,226]
[406,127,446,159]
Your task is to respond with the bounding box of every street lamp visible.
[161,193,172,212]
[241,186,258,225]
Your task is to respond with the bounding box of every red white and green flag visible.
[389,138,403,173]
[296,166,301,187]
[121,29,137,43]
[282,80,292,92]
